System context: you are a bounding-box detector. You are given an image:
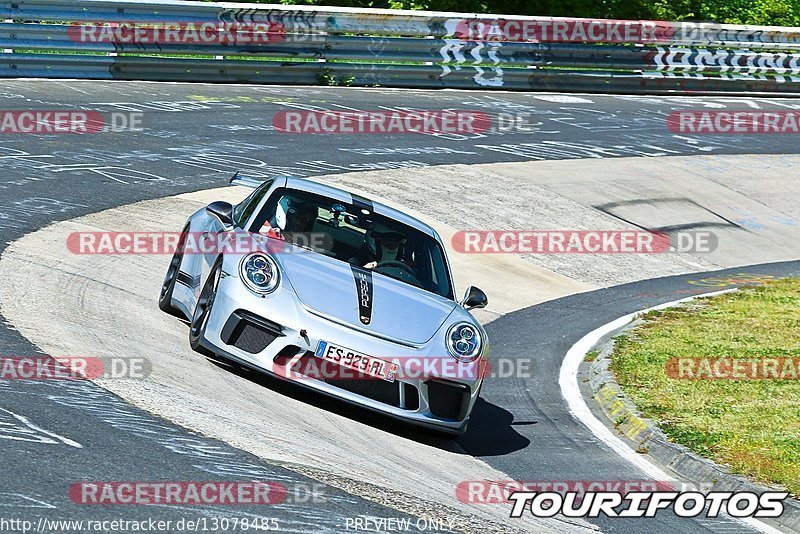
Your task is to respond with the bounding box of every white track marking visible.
[0,408,82,448]
[0,493,56,509]
[559,288,785,534]
[532,94,594,103]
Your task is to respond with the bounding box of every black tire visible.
[159,226,189,317]
[189,259,222,357]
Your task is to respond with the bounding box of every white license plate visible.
[314,341,398,383]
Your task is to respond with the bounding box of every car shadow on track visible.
[206,354,529,454]
[456,398,531,456]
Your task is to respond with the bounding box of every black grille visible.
[293,353,401,408]
[221,310,283,354]
[403,383,420,410]
[233,323,277,354]
[426,380,470,420]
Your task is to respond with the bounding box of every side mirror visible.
[206,201,233,227]
[460,286,488,310]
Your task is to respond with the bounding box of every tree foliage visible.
[218,0,800,26]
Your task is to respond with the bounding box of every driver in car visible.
[363,230,413,270]
[262,196,318,244]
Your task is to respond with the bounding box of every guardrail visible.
[2,0,800,94]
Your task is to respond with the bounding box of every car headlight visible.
[240,253,280,294]
[446,322,483,363]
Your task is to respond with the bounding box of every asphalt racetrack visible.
[0,80,799,533]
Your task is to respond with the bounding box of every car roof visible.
[284,176,439,239]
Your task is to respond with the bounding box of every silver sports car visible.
[159,176,488,435]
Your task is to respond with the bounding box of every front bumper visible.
[198,273,483,433]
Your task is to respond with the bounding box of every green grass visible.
[609,278,800,496]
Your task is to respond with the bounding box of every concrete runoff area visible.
[1,154,799,530]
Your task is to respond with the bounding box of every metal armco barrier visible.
[2,0,800,94]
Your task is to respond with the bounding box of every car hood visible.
[273,247,456,345]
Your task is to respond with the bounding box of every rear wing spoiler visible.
[229,171,269,189]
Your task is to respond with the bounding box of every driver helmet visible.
[366,226,407,262]
[275,196,317,234]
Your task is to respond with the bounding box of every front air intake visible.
[426,380,470,420]
[221,310,283,354]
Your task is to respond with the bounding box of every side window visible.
[233,179,273,228]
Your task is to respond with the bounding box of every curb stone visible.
[585,320,800,533]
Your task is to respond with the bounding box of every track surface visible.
[1,80,799,532]
[476,260,800,533]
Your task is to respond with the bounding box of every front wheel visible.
[189,260,221,357]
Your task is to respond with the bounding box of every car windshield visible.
[249,188,454,300]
